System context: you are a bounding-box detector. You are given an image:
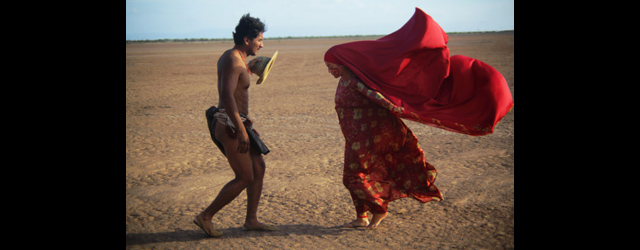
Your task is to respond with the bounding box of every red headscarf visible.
[325,7,513,136]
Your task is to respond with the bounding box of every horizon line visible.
[126,30,514,43]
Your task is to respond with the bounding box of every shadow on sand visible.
[126,224,354,246]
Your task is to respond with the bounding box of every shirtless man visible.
[194,14,274,237]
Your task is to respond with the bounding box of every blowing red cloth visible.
[324,7,513,136]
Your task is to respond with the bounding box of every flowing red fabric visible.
[325,7,513,136]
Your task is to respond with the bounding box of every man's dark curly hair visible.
[232,13,266,45]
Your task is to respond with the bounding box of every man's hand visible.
[237,129,250,153]
[248,58,262,75]
[248,58,262,69]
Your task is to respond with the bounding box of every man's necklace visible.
[236,49,252,75]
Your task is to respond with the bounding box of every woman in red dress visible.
[328,62,443,229]
[325,8,513,229]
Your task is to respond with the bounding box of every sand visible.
[126,32,514,249]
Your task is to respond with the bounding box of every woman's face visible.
[325,62,341,78]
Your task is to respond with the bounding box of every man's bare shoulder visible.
[218,49,244,69]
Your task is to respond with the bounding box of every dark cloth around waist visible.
[205,106,270,156]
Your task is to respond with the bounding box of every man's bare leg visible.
[196,123,255,235]
[244,150,264,227]
[242,148,276,231]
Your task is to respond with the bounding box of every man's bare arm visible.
[219,57,250,153]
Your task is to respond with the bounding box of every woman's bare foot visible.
[366,212,387,229]
[341,217,369,228]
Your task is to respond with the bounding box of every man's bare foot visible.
[366,212,387,229]
[242,222,276,231]
[193,215,223,237]
[341,217,369,228]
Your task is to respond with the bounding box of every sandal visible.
[193,216,223,237]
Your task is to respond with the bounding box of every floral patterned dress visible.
[335,73,443,215]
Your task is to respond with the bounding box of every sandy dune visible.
[126,32,514,249]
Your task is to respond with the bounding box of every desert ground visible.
[126,32,514,249]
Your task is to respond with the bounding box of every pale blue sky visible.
[126,0,514,40]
